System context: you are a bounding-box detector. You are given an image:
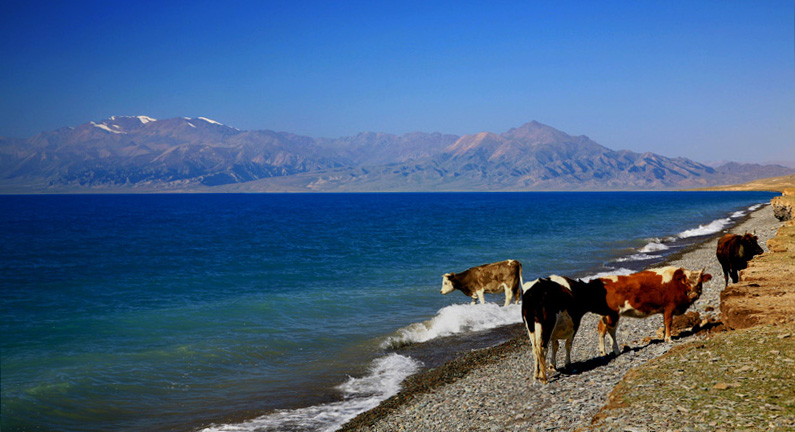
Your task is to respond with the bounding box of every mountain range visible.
[1,116,791,192]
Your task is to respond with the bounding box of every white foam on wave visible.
[615,253,662,263]
[582,268,634,282]
[748,203,765,211]
[677,217,731,238]
[382,303,522,349]
[199,353,421,432]
[731,211,746,218]
[639,239,670,253]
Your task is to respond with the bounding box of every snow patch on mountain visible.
[197,117,223,126]
[90,122,126,134]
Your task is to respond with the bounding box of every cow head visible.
[740,233,764,258]
[683,267,712,302]
[441,273,456,295]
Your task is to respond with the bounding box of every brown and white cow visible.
[441,260,522,306]
[521,275,615,384]
[596,267,712,356]
[716,233,764,288]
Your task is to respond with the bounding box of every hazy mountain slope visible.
[275,121,721,191]
[1,116,349,187]
[1,117,791,192]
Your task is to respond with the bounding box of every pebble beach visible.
[341,204,784,432]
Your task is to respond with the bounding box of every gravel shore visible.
[341,204,783,432]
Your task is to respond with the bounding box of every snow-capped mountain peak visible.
[107,115,157,124]
[135,115,156,124]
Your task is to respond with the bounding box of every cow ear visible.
[701,273,713,283]
[674,268,687,283]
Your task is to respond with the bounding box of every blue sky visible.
[1,1,793,164]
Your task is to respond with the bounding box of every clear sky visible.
[1,1,793,164]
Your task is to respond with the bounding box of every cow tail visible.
[516,261,524,302]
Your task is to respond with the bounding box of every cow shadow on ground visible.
[548,339,666,382]
[672,320,726,339]
[549,321,727,382]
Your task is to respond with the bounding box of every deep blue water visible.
[0,192,776,431]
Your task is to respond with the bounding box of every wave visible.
[639,239,670,253]
[608,238,669,265]
[199,353,421,432]
[677,217,732,238]
[748,203,765,211]
[615,253,663,263]
[581,267,634,281]
[730,203,764,220]
[381,303,523,349]
[610,200,769,267]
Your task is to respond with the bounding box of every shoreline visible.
[340,203,784,431]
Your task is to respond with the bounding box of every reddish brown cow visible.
[716,233,764,288]
[596,267,712,356]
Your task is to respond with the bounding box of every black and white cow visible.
[521,275,614,384]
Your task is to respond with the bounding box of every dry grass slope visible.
[692,174,795,193]
[590,323,795,431]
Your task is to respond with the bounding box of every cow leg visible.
[564,336,573,368]
[523,317,549,384]
[528,322,548,383]
[607,321,619,355]
[598,315,620,356]
[502,283,512,307]
[597,319,607,356]
[719,262,730,288]
[549,339,558,370]
[563,317,578,368]
[476,290,486,305]
[730,269,739,284]
[523,320,535,374]
[523,317,545,383]
[663,309,674,343]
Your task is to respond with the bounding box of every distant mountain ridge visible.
[1,116,792,192]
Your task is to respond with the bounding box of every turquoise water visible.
[0,192,776,431]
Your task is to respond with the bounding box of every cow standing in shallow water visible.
[596,267,711,356]
[716,233,764,288]
[440,260,522,306]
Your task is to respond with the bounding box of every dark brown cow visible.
[596,267,712,356]
[521,275,614,384]
[441,260,522,306]
[716,233,764,288]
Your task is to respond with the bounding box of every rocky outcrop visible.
[772,190,794,221]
